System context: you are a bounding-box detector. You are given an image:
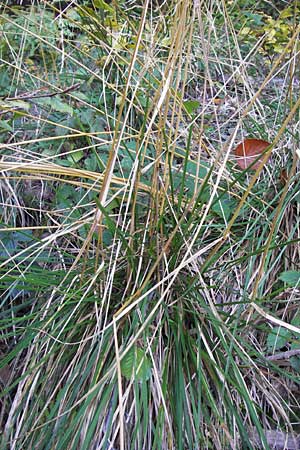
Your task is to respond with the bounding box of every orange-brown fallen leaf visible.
[234,138,271,170]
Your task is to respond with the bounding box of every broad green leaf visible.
[294,191,300,203]
[56,184,76,204]
[290,356,300,372]
[78,108,95,126]
[186,160,208,179]
[119,154,133,176]
[121,346,151,381]
[292,314,300,327]
[102,229,113,247]
[278,271,300,286]
[171,160,209,201]
[49,98,74,115]
[185,160,208,193]
[280,6,294,19]
[35,97,73,115]
[212,194,236,221]
[67,150,84,164]
[85,155,97,172]
[42,147,58,156]
[183,100,200,115]
[73,92,89,102]
[0,99,30,111]
[243,12,264,26]
[267,327,290,352]
[0,119,13,132]
[138,93,148,108]
[93,0,115,14]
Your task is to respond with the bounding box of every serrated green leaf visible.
[267,327,290,352]
[278,271,300,286]
[121,346,151,381]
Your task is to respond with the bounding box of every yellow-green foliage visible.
[240,5,300,56]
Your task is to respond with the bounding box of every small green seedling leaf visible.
[278,271,300,287]
[121,346,151,381]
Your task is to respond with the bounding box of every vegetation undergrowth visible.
[0,0,300,449]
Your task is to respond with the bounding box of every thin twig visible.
[266,348,300,361]
[2,83,81,101]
